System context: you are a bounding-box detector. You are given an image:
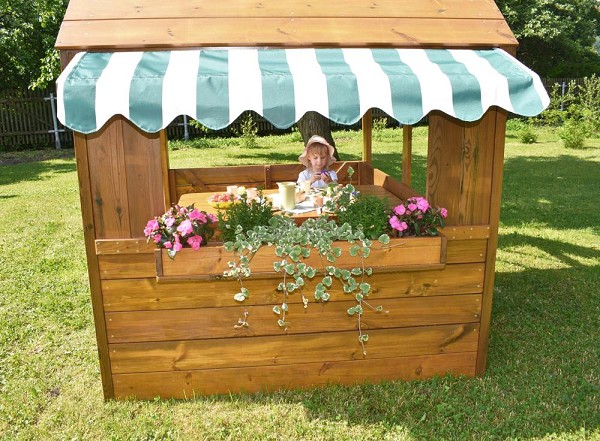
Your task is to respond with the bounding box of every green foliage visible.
[372,117,388,141]
[217,191,273,242]
[0,0,69,89]
[336,194,389,240]
[224,215,388,353]
[497,0,600,77]
[506,119,538,143]
[234,113,259,148]
[560,118,589,149]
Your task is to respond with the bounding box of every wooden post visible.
[362,109,372,163]
[402,125,412,187]
[476,109,508,375]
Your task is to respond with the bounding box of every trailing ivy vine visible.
[223,215,390,355]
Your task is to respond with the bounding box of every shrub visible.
[519,124,538,144]
[218,191,273,242]
[335,194,389,240]
[560,118,588,149]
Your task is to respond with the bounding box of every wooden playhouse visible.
[55,1,549,399]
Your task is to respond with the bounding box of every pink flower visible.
[440,207,448,218]
[416,198,429,212]
[389,215,401,230]
[398,221,408,231]
[394,204,406,216]
[187,235,203,250]
[144,219,159,236]
[173,235,183,252]
[163,241,173,249]
[153,234,162,243]
[408,203,418,212]
[188,209,207,223]
[165,216,175,228]
[177,219,193,236]
[207,213,217,223]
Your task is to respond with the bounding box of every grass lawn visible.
[0,126,598,440]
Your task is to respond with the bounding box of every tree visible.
[296,112,340,160]
[497,0,600,77]
[0,0,68,90]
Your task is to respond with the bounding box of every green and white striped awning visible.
[57,48,549,134]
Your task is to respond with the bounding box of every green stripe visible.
[371,49,424,124]
[258,49,295,128]
[315,49,360,124]
[425,49,482,121]
[196,50,229,129]
[129,52,170,132]
[477,50,544,116]
[63,52,112,133]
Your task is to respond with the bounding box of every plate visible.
[207,200,236,209]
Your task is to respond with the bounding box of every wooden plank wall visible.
[170,161,365,202]
[95,224,488,399]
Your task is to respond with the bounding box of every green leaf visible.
[341,269,351,280]
[362,247,371,258]
[365,268,373,276]
[305,267,316,278]
[233,293,246,302]
[355,293,364,301]
[332,247,342,257]
[281,303,289,312]
[378,234,390,244]
[277,319,287,327]
[273,305,282,315]
[321,292,330,301]
[285,263,295,275]
[347,306,356,316]
[273,261,282,271]
[277,282,285,291]
[322,276,332,287]
[351,268,362,275]
[349,245,360,256]
[359,334,369,342]
[360,282,371,294]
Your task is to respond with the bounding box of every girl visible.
[297,135,338,188]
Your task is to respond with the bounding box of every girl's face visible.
[308,148,328,172]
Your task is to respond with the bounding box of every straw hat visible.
[298,135,336,168]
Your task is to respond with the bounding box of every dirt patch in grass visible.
[0,148,75,165]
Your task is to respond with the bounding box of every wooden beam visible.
[402,125,412,187]
[73,132,115,399]
[362,110,372,163]
[476,109,507,375]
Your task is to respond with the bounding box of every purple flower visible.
[188,209,207,223]
[440,207,448,218]
[165,216,175,228]
[416,197,429,212]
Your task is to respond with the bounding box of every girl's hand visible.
[321,171,331,183]
[311,172,321,183]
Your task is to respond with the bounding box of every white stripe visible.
[162,50,200,125]
[56,51,85,125]
[342,49,394,117]
[95,52,144,129]
[449,49,514,113]
[496,49,550,109]
[397,49,456,117]
[228,49,263,123]
[285,49,330,120]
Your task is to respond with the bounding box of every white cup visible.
[300,180,312,193]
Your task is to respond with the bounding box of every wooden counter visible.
[178,184,403,223]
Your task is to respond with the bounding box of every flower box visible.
[155,235,447,282]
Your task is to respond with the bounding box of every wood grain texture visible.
[109,323,480,373]
[73,132,114,398]
[122,123,165,237]
[158,236,444,278]
[64,0,506,21]
[476,109,507,374]
[426,111,497,225]
[56,18,517,50]
[402,125,413,187]
[112,352,477,399]
[106,294,482,343]
[86,118,131,239]
[101,262,485,311]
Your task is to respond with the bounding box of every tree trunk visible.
[296,112,340,160]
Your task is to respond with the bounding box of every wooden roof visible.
[56,0,517,51]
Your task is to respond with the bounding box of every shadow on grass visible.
[0,160,76,187]
[196,265,597,439]
[501,154,600,232]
